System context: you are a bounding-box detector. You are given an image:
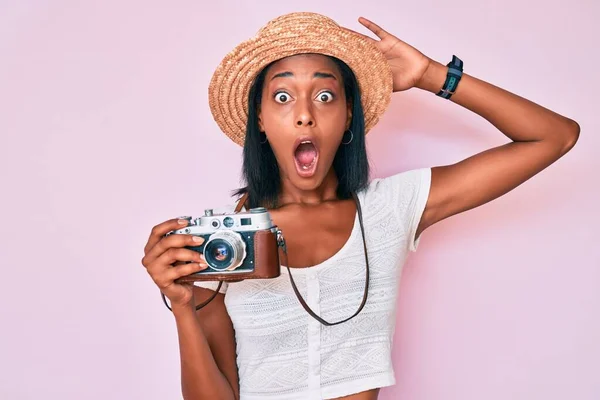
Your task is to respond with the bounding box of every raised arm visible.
[349,17,579,237]
[416,60,579,237]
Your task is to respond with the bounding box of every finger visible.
[358,16,392,40]
[152,262,206,290]
[148,247,203,273]
[143,218,190,255]
[142,234,205,267]
[165,262,209,282]
[174,251,206,266]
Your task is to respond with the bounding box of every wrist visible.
[416,60,447,93]
[170,300,196,317]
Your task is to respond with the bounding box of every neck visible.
[277,167,339,207]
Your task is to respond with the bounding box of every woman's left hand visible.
[345,17,433,92]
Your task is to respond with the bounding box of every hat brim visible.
[208,13,393,147]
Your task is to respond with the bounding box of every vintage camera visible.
[166,207,283,282]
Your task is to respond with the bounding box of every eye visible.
[316,91,334,103]
[274,91,292,104]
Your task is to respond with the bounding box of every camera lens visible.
[203,230,247,271]
[211,244,229,261]
[205,240,233,268]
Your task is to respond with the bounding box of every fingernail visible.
[178,219,188,225]
[192,236,204,243]
[198,263,208,269]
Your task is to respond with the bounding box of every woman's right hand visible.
[141,218,208,309]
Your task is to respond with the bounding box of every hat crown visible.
[258,12,339,36]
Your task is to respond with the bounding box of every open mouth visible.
[293,138,319,177]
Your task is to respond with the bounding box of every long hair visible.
[233,55,369,209]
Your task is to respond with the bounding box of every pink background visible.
[1,1,598,399]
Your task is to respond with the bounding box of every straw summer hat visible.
[208,12,393,147]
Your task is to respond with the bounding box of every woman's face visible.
[258,54,352,192]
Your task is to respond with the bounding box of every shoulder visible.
[362,168,432,202]
[361,168,432,252]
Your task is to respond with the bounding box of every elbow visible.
[559,118,580,154]
[566,118,580,147]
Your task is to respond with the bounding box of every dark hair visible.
[233,55,369,209]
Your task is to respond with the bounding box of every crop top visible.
[194,168,432,399]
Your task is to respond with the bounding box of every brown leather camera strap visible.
[282,192,369,326]
[234,192,249,213]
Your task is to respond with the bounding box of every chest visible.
[224,201,410,339]
[269,199,356,268]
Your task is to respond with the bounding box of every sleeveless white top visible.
[195,168,431,400]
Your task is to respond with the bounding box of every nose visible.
[295,99,315,128]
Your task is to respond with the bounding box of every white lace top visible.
[195,168,431,400]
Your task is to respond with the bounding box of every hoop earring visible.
[259,132,268,144]
[341,129,353,145]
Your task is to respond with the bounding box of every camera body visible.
[167,207,282,282]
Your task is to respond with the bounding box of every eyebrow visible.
[270,71,337,81]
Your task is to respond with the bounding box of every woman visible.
[141,12,579,400]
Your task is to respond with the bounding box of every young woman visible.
[140,12,579,400]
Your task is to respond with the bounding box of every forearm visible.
[417,60,580,148]
[172,304,236,400]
